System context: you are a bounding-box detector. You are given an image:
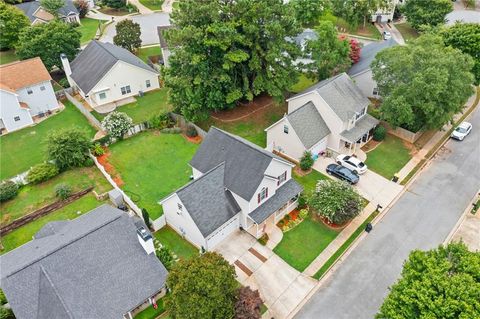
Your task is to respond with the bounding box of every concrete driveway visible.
[313,158,403,208]
[215,231,316,319]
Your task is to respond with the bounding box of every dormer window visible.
[257,187,268,203]
[277,171,287,186]
[355,107,366,120]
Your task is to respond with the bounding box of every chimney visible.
[60,53,72,78]
[137,226,155,255]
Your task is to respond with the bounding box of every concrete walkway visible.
[128,0,154,14]
[161,0,175,13]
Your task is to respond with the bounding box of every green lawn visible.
[365,134,412,180]
[0,50,18,65]
[134,299,165,319]
[273,217,340,272]
[137,45,161,63]
[78,18,107,44]
[334,16,381,40]
[108,132,198,219]
[293,169,329,193]
[153,226,198,260]
[0,100,97,179]
[0,194,105,254]
[0,167,111,225]
[290,73,316,93]
[394,22,419,42]
[139,0,164,10]
[92,89,171,124]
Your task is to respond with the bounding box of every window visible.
[355,107,366,120]
[120,85,131,95]
[40,86,46,91]
[283,125,289,134]
[146,80,151,88]
[99,92,107,100]
[257,187,268,203]
[277,171,287,185]
[14,116,20,122]
[27,88,33,95]
[373,87,379,96]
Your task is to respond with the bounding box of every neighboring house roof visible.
[250,179,303,224]
[289,73,370,122]
[70,40,158,94]
[291,28,318,48]
[341,114,379,142]
[176,163,242,237]
[190,127,292,200]
[0,57,52,91]
[0,205,168,319]
[348,38,397,76]
[15,0,79,22]
[287,101,331,149]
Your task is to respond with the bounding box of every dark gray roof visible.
[292,28,318,48]
[70,40,157,94]
[157,26,171,49]
[250,179,303,224]
[15,0,78,22]
[348,38,397,76]
[290,73,370,122]
[34,221,69,239]
[176,163,241,237]
[0,205,168,319]
[340,114,379,142]
[190,127,292,200]
[287,101,331,149]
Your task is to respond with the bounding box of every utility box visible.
[108,189,124,207]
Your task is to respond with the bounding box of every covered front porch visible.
[338,114,379,156]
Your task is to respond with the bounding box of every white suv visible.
[336,154,368,175]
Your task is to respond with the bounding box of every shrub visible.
[369,106,382,119]
[297,194,307,208]
[157,246,175,270]
[47,128,92,170]
[142,208,152,229]
[0,289,6,305]
[91,143,105,156]
[161,127,182,134]
[58,78,70,88]
[101,111,133,139]
[300,151,314,171]
[373,125,386,141]
[235,286,263,319]
[55,183,72,199]
[299,208,309,219]
[148,112,175,130]
[258,233,269,246]
[95,134,111,146]
[74,0,89,18]
[0,306,14,319]
[0,180,18,202]
[186,124,198,137]
[27,163,59,184]
[83,158,94,167]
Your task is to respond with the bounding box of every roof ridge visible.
[0,57,42,69]
[287,101,317,118]
[37,266,74,319]
[91,40,119,60]
[176,162,226,195]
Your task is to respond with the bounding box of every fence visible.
[65,92,103,131]
[170,112,208,138]
[381,121,423,143]
[55,87,75,100]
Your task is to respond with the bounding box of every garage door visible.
[310,137,328,157]
[206,215,239,250]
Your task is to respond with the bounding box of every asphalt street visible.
[295,106,480,319]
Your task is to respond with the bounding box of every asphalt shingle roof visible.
[348,38,398,76]
[69,40,157,94]
[250,179,303,224]
[340,114,379,142]
[15,0,78,22]
[176,163,242,237]
[287,101,331,149]
[0,205,168,319]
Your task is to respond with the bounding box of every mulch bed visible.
[312,213,350,230]
[210,94,274,122]
[294,166,312,176]
[182,134,202,144]
[361,139,382,152]
[96,149,124,187]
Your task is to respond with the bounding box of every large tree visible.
[16,21,80,70]
[377,243,480,319]
[40,0,65,16]
[164,0,301,121]
[371,34,474,132]
[439,23,480,85]
[403,0,452,30]
[165,252,238,319]
[305,21,351,81]
[290,0,328,27]
[47,128,91,171]
[332,0,389,28]
[113,19,141,52]
[0,2,30,50]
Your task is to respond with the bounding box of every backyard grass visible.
[134,299,165,319]
[0,167,111,225]
[153,226,198,260]
[364,134,412,180]
[273,217,340,272]
[0,50,18,65]
[108,132,198,219]
[137,45,161,63]
[0,100,97,179]
[78,18,107,44]
[290,73,316,93]
[293,169,328,193]
[0,194,105,254]
[92,89,171,124]
[138,0,164,10]
[394,22,419,42]
[335,17,381,40]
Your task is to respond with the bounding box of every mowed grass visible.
[137,45,161,63]
[0,100,97,179]
[394,22,419,42]
[134,299,165,319]
[293,169,329,193]
[108,132,198,219]
[365,134,412,180]
[273,217,340,272]
[0,194,105,254]
[77,18,107,44]
[139,0,164,10]
[290,73,316,93]
[0,167,111,225]
[153,226,198,260]
[0,50,18,65]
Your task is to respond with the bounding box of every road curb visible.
[444,190,480,245]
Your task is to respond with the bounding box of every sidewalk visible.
[128,0,153,14]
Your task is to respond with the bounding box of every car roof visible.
[346,156,363,165]
[459,122,471,128]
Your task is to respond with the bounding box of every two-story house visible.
[15,0,80,25]
[160,128,303,251]
[0,58,59,133]
[265,73,379,161]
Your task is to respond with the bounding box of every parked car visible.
[336,154,367,174]
[383,31,392,40]
[450,121,472,141]
[326,164,359,184]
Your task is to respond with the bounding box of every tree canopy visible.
[0,2,30,50]
[332,0,389,27]
[165,252,238,319]
[164,0,301,121]
[403,0,453,30]
[290,0,328,27]
[113,19,141,53]
[16,21,80,70]
[377,242,480,319]
[47,128,91,171]
[371,34,474,131]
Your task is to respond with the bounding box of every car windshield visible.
[455,127,467,133]
[344,156,351,161]
[358,162,365,168]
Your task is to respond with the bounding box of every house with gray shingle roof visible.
[0,205,168,319]
[15,0,80,25]
[266,73,379,160]
[160,127,303,251]
[60,40,160,111]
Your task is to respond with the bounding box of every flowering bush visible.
[101,111,133,139]
[299,208,309,219]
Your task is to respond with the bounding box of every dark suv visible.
[326,164,359,184]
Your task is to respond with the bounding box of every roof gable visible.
[15,0,78,22]
[287,101,331,149]
[0,57,52,91]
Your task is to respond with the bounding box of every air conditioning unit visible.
[138,91,144,97]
